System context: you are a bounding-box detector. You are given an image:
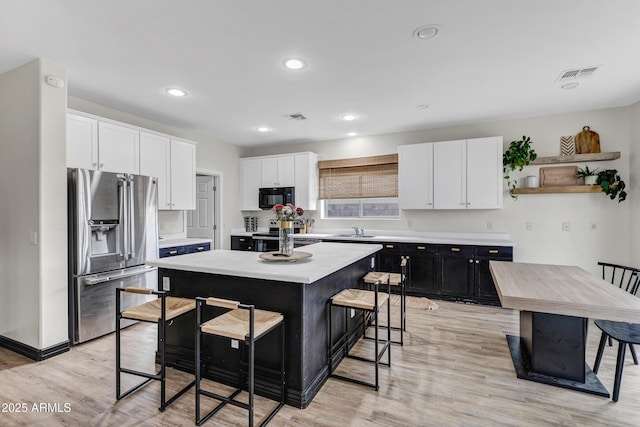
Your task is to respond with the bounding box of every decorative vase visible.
[585,175,597,185]
[278,220,294,256]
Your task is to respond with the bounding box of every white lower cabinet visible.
[399,136,503,210]
[140,132,196,210]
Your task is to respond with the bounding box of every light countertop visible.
[158,237,212,249]
[231,229,513,247]
[147,242,380,284]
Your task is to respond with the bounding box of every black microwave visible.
[259,187,295,210]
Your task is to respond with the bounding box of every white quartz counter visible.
[158,237,212,249]
[147,242,380,284]
[231,229,513,247]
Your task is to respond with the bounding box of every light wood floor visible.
[1,300,639,426]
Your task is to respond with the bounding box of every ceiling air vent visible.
[284,113,308,121]
[556,66,599,82]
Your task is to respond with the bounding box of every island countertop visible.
[147,242,381,284]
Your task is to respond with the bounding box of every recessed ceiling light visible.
[256,127,270,132]
[165,88,187,97]
[413,25,440,40]
[283,58,307,70]
[347,132,358,137]
[561,82,580,90]
[341,114,356,121]
[416,104,431,110]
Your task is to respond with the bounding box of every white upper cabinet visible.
[398,143,433,209]
[399,136,503,210]
[466,137,503,209]
[169,139,196,210]
[98,121,140,174]
[67,113,98,170]
[139,132,196,210]
[241,152,318,211]
[140,132,171,209]
[294,153,318,210]
[240,158,261,211]
[260,155,295,187]
[433,139,467,209]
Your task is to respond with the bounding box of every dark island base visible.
[158,255,372,408]
[506,335,609,397]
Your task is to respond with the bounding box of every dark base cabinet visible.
[475,246,513,304]
[230,236,254,251]
[439,245,475,299]
[375,242,404,274]
[405,243,439,295]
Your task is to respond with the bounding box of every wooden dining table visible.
[489,261,640,397]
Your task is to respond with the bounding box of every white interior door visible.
[187,176,216,246]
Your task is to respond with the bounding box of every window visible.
[323,198,400,219]
[318,154,399,219]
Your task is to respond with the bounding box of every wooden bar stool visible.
[116,287,196,411]
[362,256,408,345]
[195,297,285,426]
[328,279,391,390]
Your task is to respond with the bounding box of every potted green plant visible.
[596,169,627,202]
[576,165,598,185]
[503,135,537,198]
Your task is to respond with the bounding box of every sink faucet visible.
[352,226,364,236]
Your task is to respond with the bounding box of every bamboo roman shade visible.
[318,154,398,199]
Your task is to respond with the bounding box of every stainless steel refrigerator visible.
[68,168,159,344]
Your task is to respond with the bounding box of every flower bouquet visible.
[272,204,304,256]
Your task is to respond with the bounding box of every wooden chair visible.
[592,265,640,401]
[195,297,285,426]
[362,256,408,345]
[116,287,196,411]
[328,277,391,390]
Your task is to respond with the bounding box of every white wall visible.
[245,107,634,275]
[67,97,243,248]
[630,101,640,266]
[0,58,68,349]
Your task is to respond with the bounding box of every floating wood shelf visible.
[512,185,603,195]
[529,152,620,165]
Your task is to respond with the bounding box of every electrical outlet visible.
[562,222,570,231]
[350,309,355,318]
[162,277,170,291]
[590,222,597,231]
[526,222,533,231]
[486,221,493,231]
[231,339,239,349]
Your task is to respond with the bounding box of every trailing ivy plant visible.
[503,135,537,199]
[596,169,627,202]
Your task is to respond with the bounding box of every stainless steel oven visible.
[258,187,295,210]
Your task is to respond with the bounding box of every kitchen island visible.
[146,242,381,408]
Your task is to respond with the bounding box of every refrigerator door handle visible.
[128,176,136,259]
[118,178,128,261]
[84,266,157,286]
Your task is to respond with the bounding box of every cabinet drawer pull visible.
[451,247,460,252]
[488,249,499,254]
[239,238,246,242]
[169,250,177,255]
[196,247,204,251]
[468,259,473,263]
[385,245,394,249]
[417,246,426,250]
[475,260,480,264]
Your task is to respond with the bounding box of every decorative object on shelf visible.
[596,169,627,202]
[575,126,601,154]
[503,135,537,199]
[576,165,599,185]
[525,176,539,188]
[540,166,578,186]
[272,203,304,256]
[560,135,576,156]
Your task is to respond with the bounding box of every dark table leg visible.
[506,311,609,397]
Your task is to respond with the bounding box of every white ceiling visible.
[2,0,640,148]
